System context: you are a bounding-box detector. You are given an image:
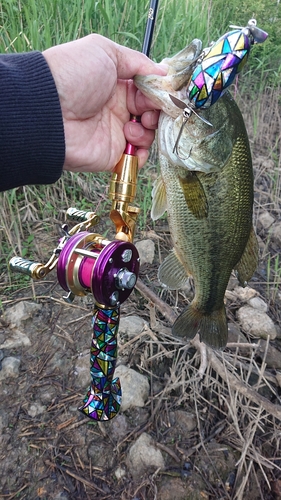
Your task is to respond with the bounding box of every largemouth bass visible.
[134,40,258,349]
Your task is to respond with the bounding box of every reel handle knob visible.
[9,257,46,279]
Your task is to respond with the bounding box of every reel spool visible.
[56,231,140,307]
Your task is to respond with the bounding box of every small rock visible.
[237,306,277,340]
[158,476,208,500]
[28,402,46,418]
[4,301,42,328]
[127,432,165,478]
[258,211,275,229]
[170,410,197,433]
[0,357,20,381]
[271,222,281,247]
[248,296,268,313]
[0,329,31,350]
[128,407,149,427]
[276,373,281,388]
[119,315,147,337]
[227,323,248,343]
[115,365,149,412]
[114,466,126,480]
[256,340,281,369]
[88,442,115,468]
[233,286,257,302]
[39,386,57,404]
[74,351,90,388]
[53,492,70,500]
[109,413,129,440]
[135,239,155,265]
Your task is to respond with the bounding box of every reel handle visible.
[79,306,121,420]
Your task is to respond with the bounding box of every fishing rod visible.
[9,0,159,422]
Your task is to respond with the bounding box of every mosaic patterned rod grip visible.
[79,306,121,420]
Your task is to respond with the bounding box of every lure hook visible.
[169,94,212,157]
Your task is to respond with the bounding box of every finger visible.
[124,121,155,149]
[127,81,162,116]
[136,148,150,169]
[141,109,159,130]
[114,42,167,80]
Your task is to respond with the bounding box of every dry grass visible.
[118,308,281,499]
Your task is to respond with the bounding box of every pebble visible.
[247,296,268,313]
[88,442,115,468]
[258,211,275,229]
[135,239,155,265]
[109,413,128,440]
[233,286,257,302]
[0,357,20,381]
[73,351,90,388]
[115,365,149,412]
[237,306,277,340]
[114,466,126,480]
[227,323,248,344]
[0,329,31,350]
[126,432,165,478]
[119,315,147,338]
[53,492,69,500]
[169,409,197,432]
[4,301,42,328]
[158,476,208,500]
[28,402,46,418]
[256,340,281,369]
[271,221,281,247]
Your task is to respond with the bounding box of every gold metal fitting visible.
[109,153,140,242]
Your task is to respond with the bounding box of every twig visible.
[135,279,178,324]
[192,337,281,420]
[156,442,181,463]
[2,483,30,499]
[45,460,106,495]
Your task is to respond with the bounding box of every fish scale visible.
[134,42,259,349]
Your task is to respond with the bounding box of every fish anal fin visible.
[234,226,259,286]
[158,249,189,290]
[179,173,208,219]
[172,304,228,349]
[151,175,167,221]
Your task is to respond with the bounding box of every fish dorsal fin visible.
[158,249,190,290]
[179,173,208,219]
[151,175,167,221]
[234,226,259,286]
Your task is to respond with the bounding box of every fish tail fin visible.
[172,304,228,349]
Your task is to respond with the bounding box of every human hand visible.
[43,34,166,172]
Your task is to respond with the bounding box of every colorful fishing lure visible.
[188,19,268,109]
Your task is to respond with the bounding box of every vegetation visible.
[0,0,280,286]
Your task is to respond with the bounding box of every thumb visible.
[114,42,167,79]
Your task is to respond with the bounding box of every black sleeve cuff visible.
[0,51,65,191]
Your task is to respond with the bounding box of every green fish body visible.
[134,41,258,349]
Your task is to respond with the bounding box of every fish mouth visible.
[134,39,202,118]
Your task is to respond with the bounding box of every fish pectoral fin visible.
[158,249,190,290]
[172,304,228,349]
[234,226,259,286]
[179,173,208,219]
[151,175,167,221]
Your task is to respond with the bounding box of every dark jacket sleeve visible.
[0,51,65,192]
